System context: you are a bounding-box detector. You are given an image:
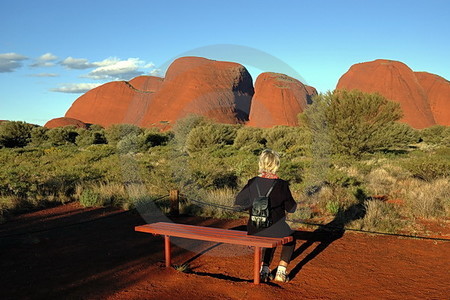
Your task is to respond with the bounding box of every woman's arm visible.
[234,180,252,208]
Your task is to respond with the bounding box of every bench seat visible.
[135,222,293,284]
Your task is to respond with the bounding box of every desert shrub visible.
[301,90,409,157]
[104,124,143,145]
[185,123,238,153]
[0,121,34,148]
[30,126,49,146]
[141,129,172,150]
[116,133,142,153]
[172,114,208,149]
[233,127,266,153]
[75,129,107,147]
[401,154,450,181]
[419,125,449,145]
[365,168,398,196]
[314,185,360,216]
[46,126,78,145]
[263,126,310,154]
[405,178,450,218]
[350,200,403,233]
[186,188,240,219]
[79,188,103,207]
[277,159,307,184]
[89,124,104,131]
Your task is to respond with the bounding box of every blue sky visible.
[1,0,449,125]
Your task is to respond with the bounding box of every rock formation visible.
[336,59,442,129]
[65,76,163,127]
[415,72,450,126]
[44,117,88,129]
[247,72,317,127]
[139,56,254,128]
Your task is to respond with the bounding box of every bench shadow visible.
[289,188,368,281]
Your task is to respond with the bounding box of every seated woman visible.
[235,149,297,283]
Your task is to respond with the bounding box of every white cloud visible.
[60,56,95,69]
[29,73,59,77]
[148,69,161,76]
[50,83,101,94]
[0,52,28,72]
[83,57,157,80]
[30,52,58,68]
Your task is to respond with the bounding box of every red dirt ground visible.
[1,202,449,300]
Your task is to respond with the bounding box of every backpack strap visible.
[256,180,276,197]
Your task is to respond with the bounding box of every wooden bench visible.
[135,222,293,284]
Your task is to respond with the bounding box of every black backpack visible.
[251,180,276,229]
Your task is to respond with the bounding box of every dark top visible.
[235,177,297,237]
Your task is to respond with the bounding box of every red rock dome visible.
[336,59,436,129]
[415,72,450,126]
[139,57,254,128]
[44,117,88,129]
[247,72,317,128]
[65,76,163,127]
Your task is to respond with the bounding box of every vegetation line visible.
[182,195,450,242]
[287,219,450,242]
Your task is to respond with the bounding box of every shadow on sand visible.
[289,188,368,280]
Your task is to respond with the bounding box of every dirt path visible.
[1,203,449,300]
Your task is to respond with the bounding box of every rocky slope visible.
[337,59,449,128]
[247,72,317,127]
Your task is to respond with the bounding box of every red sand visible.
[1,203,448,299]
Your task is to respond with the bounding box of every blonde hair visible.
[258,149,280,173]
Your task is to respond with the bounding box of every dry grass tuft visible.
[404,178,450,218]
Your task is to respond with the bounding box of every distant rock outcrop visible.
[415,72,450,126]
[336,59,443,129]
[247,72,317,127]
[44,117,88,129]
[139,56,254,128]
[65,76,163,127]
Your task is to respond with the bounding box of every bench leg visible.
[254,246,261,284]
[164,235,171,268]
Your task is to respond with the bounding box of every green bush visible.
[401,154,450,181]
[0,121,34,148]
[186,123,238,153]
[233,127,266,152]
[46,126,78,146]
[172,114,208,149]
[141,129,171,150]
[301,90,408,157]
[30,126,49,146]
[79,188,103,207]
[76,129,107,147]
[104,124,142,145]
[264,126,310,154]
[419,125,449,145]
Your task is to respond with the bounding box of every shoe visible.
[274,269,289,283]
[260,266,273,282]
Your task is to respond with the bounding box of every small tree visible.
[233,127,266,152]
[186,123,238,153]
[172,114,208,150]
[104,124,142,145]
[30,126,49,146]
[0,121,34,148]
[46,126,78,146]
[301,90,406,157]
[76,129,107,147]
